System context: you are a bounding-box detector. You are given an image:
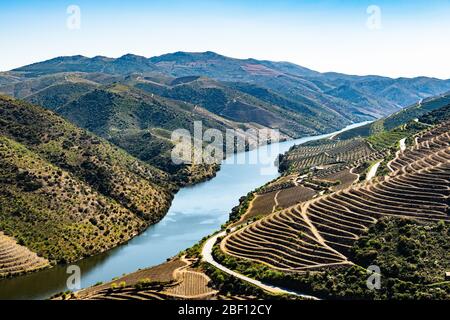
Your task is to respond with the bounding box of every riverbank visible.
[0,121,370,300]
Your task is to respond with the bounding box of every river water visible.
[0,121,369,299]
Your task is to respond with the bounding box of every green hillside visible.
[334,92,450,140]
[0,95,173,263]
[25,81,98,111]
[419,103,450,124]
[128,76,338,137]
[270,217,450,300]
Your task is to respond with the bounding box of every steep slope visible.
[0,72,117,99]
[219,81,353,132]
[149,51,450,118]
[334,92,450,140]
[223,117,449,272]
[12,54,158,77]
[25,81,98,110]
[51,83,271,183]
[0,231,49,278]
[148,52,385,120]
[419,103,450,124]
[128,76,338,137]
[0,95,173,265]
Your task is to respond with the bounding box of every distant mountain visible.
[147,51,450,117]
[322,73,450,107]
[13,54,158,77]
[2,51,450,168]
[54,84,259,177]
[0,95,173,263]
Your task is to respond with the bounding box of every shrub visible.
[134,278,153,290]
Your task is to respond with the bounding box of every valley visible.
[59,103,449,301]
[207,103,450,300]
[0,51,449,301]
[0,121,367,299]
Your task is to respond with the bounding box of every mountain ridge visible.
[11,51,450,80]
[3,51,450,180]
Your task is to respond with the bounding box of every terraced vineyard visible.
[0,232,49,278]
[77,259,186,299]
[276,186,317,209]
[245,191,278,219]
[72,257,217,300]
[163,270,215,298]
[222,121,450,271]
[388,122,450,174]
[280,138,377,173]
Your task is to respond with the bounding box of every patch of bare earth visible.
[319,169,358,191]
[72,257,217,300]
[244,191,277,220]
[276,185,317,209]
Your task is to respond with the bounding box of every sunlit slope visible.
[223,120,449,271]
[0,95,173,265]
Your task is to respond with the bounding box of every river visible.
[0,121,370,299]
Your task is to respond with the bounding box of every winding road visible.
[201,230,320,300]
[399,138,406,152]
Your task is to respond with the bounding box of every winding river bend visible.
[0,122,369,300]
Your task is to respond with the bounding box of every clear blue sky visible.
[1,0,449,78]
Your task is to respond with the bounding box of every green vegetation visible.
[335,92,450,140]
[26,82,97,111]
[5,52,450,162]
[0,95,173,263]
[228,193,255,224]
[214,217,450,300]
[419,103,450,124]
[133,278,169,291]
[2,52,450,288]
[3,52,450,188]
[212,106,449,301]
[279,138,376,175]
[375,150,395,177]
[35,83,256,185]
[366,122,424,151]
[382,94,450,130]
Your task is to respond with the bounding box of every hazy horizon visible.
[1,0,450,78]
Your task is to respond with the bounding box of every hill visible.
[12,54,158,77]
[3,52,450,142]
[126,75,341,137]
[148,51,450,118]
[0,95,173,270]
[334,91,450,140]
[40,83,270,183]
[419,103,450,124]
